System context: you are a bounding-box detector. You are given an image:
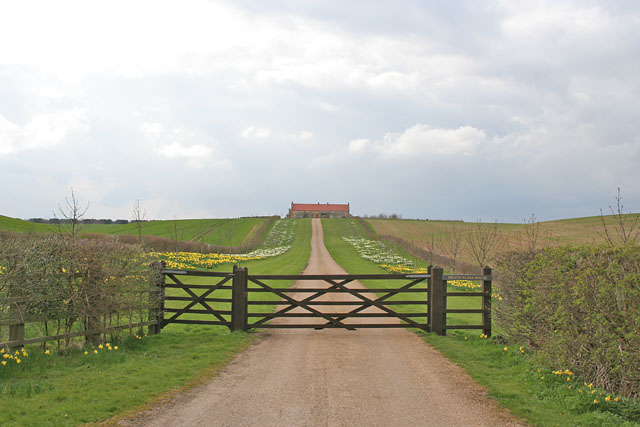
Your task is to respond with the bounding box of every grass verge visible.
[321,218,639,426]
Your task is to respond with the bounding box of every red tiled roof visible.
[291,203,349,212]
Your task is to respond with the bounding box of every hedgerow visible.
[495,244,640,397]
[0,233,151,348]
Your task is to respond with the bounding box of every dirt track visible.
[129,219,523,426]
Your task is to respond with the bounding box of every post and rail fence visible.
[1,263,492,349]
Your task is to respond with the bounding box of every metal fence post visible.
[482,266,492,337]
[430,266,446,335]
[231,265,248,331]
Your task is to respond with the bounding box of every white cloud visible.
[348,138,371,153]
[139,122,226,169]
[157,142,211,159]
[371,124,486,158]
[0,109,88,155]
[284,131,313,141]
[241,126,271,139]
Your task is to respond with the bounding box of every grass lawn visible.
[321,218,639,427]
[0,219,311,426]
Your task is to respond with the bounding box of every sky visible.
[1,0,639,222]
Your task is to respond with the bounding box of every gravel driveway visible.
[126,219,524,427]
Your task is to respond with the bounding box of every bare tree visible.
[467,220,501,268]
[167,216,183,253]
[441,223,465,272]
[521,213,542,253]
[132,199,147,244]
[598,187,640,246]
[423,232,437,266]
[55,187,89,238]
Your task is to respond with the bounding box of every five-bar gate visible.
[153,265,492,336]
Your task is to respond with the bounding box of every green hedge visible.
[495,245,640,398]
[0,233,150,347]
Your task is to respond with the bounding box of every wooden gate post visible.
[426,265,433,332]
[430,266,446,335]
[8,282,25,349]
[482,266,492,337]
[148,261,166,335]
[231,265,248,332]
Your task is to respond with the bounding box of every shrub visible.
[495,245,640,397]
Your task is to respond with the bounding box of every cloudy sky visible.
[1,1,639,222]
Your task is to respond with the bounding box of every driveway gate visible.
[153,264,492,336]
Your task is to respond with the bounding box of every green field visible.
[0,219,311,426]
[0,216,270,248]
[0,216,55,233]
[366,214,640,267]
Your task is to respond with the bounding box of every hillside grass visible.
[0,216,270,248]
[321,218,638,426]
[0,219,311,426]
[367,214,640,267]
[0,215,55,233]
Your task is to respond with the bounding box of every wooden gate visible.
[154,265,492,336]
[245,273,430,331]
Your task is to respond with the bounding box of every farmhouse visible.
[288,202,351,219]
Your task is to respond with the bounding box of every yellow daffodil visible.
[593,399,599,404]
[45,350,51,355]
[605,396,611,402]
[1,361,6,366]
[614,397,620,402]
[15,358,21,364]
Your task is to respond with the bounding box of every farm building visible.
[288,202,351,219]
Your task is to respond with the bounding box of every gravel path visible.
[127,219,523,427]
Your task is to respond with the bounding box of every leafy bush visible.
[0,233,152,347]
[495,245,640,397]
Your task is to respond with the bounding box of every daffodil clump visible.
[82,342,119,356]
[342,236,414,266]
[1,346,53,373]
[379,264,502,299]
[147,219,297,270]
[263,219,296,247]
[147,251,265,270]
